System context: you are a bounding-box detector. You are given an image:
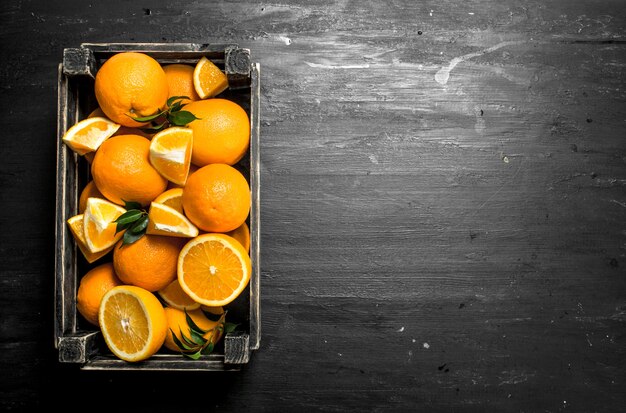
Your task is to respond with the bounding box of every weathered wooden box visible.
[54,43,260,371]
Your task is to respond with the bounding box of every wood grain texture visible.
[1,0,625,411]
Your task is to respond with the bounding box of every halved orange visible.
[158,279,200,311]
[153,187,184,214]
[149,127,193,186]
[67,214,113,263]
[193,56,229,99]
[62,117,120,155]
[83,197,126,253]
[178,233,251,306]
[146,202,199,238]
[98,285,167,362]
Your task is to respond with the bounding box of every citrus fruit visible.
[67,214,113,263]
[76,262,123,326]
[99,285,167,362]
[193,56,229,99]
[225,221,250,253]
[157,279,200,311]
[146,202,199,238]
[178,233,251,306]
[113,234,184,292]
[163,64,200,103]
[167,163,199,189]
[184,99,250,166]
[78,181,104,214]
[91,134,168,206]
[62,117,120,155]
[182,164,250,233]
[163,307,224,352]
[88,107,153,139]
[153,187,184,214]
[94,52,169,127]
[83,197,126,253]
[148,126,193,186]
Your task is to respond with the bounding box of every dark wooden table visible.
[1,1,625,411]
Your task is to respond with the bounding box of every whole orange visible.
[94,52,168,127]
[78,180,104,214]
[182,164,250,232]
[91,134,167,206]
[184,99,250,166]
[76,262,123,326]
[162,64,200,103]
[113,234,184,292]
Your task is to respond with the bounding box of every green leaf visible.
[121,229,144,247]
[168,110,200,126]
[173,328,198,351]
[167,96,190,107]
[189,328,207,346]
[201,342,215,355]
[125,110,166,123]
[185,309,209,335]
[114,210,144,225]
[183,350,202,360]
[224,322,239,334]
[169,101,184,113]
[170,328,193,351]
[123,200,143,211]
[129,215,149,234]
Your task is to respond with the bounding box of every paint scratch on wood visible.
[435,41,525,85]
[304,61,370,69]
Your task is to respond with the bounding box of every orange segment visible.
[158,279,201,311]
[146,202,199,238]
[178,233,251,306]
[62,117,120,155]
[153,187,184,214]
[193,56,229,99]
[98,285,167,362]
[149,127,193,186]
[67,214,113,263]
[83,197,126,253]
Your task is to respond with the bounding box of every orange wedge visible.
[193,56,229,99]
[98,285,167,362]
[62,117,120,155]
[149,127,193,186]
[153,187,184,214]
[66,214,113,263]
[157,279,200,311]
[83,197,126,253]
[225,221,250,253]
[178,233,251,306]
[146,202,199,238]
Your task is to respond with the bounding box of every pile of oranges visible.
[62,51,252,362]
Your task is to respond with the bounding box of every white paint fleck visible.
[412,339,416,343]
[503,156,510,163]
[435,41,525,85]
[397,326,405,333]
[423,342,430,349]
[304,61,370,69]
[324,339,327,343]
[430,10,433,16]
[277,35,292,45]
[338,353,343,357]
[586,334,593,347]
[468,12,475,15]
[369,154,379,164]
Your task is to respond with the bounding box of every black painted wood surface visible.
[1,1,625,411]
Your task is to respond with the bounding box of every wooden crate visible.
[54,43,260,371]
